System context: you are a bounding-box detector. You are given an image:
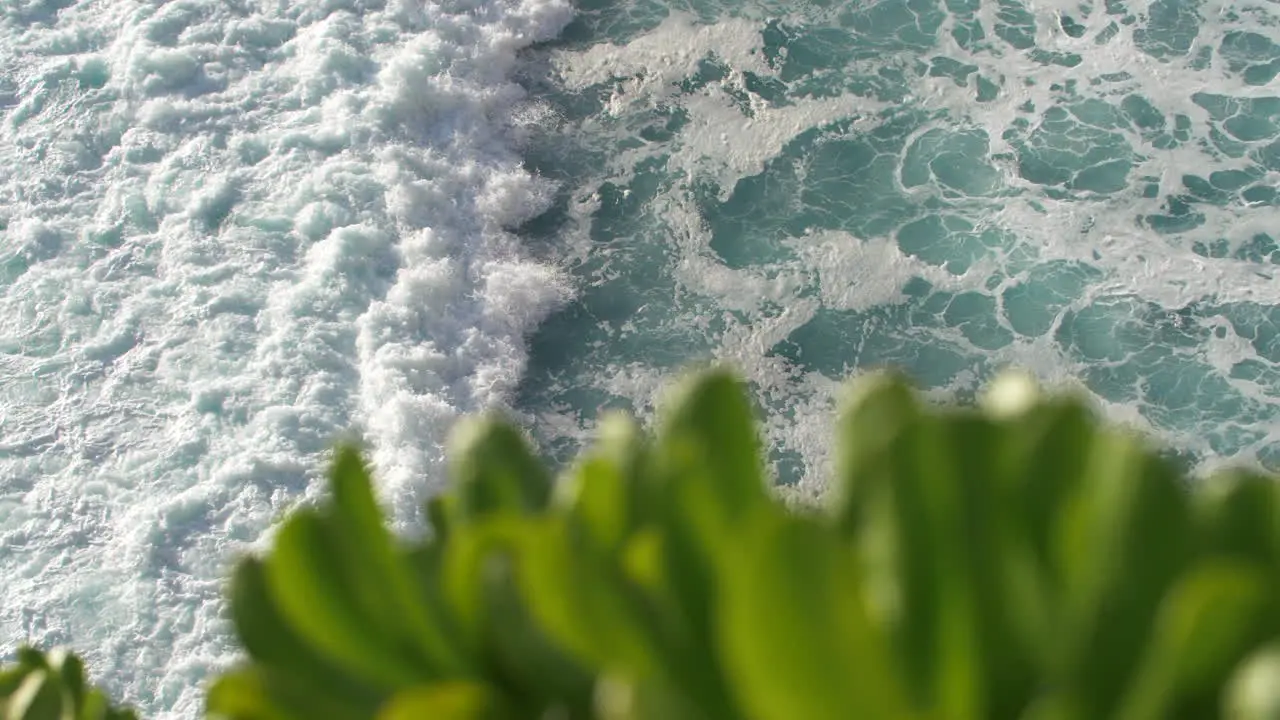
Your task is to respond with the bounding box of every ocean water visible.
[1,0,1279,714]
[512,0,1280,482]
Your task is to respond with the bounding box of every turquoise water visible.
[513,0,1280,485]
[2,0,1280,714]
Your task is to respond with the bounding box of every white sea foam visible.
[0,0,571,713]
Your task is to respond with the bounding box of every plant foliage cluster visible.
[8,369,1280,719]
[0,646,135,720]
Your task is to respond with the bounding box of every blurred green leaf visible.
[996,397,1097,579]
[990,396,1099,675]
[226,558,381,715]
[1120,561,1271,719]
[718,509,913,720]
[846,409,943,712]
[0,667,26,699]
[592,675,705,720]
[15,649,47,673]
[8,670,62,720]
[0,648,135,720]
[15,364,1280,720]
[931,413,1035,720]
[637,371,776,719]
[556,413,650,555]
[426,495,454,543]
[80,689,138,720]
[264,511,420,689]
[326,446,471,677]
[830,370,922,535]
[447,417,553,523]
[205,668,293,720]
[654,369,768,540]
[843,400,1034,719]
[511,517,662,680]
[45,648,85,710]
[474,549,596,715]
[1055,430,1194,715]
[558,454,630,556]
[440,518,522,650]
[1196,470,1280,567]
[376,682,509,720]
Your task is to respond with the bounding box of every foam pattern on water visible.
[514,0,1280,486]
[0,0,571,713]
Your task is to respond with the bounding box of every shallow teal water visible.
[513,0,1280,483]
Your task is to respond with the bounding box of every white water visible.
[0,0,572,713]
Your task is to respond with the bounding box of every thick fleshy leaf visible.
[447,416,553,522]
[846,411,943,711]
[81,689,139,720]
[0,649,135,720]
[440,519,524,648]
[996,397,1097,576]
[325,446,470,677]
[15,648,47,672]
[718,510,912,720]
[264,511,419,689]
[426,495,455,542]
[1195,470,1280,566]
[1053,430,1193,715]
[560,407,738,715]
[227,559,381,714]
[829,370,922,535]
[0,665,27,697]
[654,369,768,534]
[607,525,738,716]
[1118,561,1271,719]
[476,548,597,714]
[990,395,1099,672]
[849,406,1033,719]
[46,648,85,708]
[507,517,663,679]
[593,675,706,720]
[646,503,743,719]
[401,542,467,667]
[377,683,510,720]
[556,412,650,554]
[558,455,629,555]
[205,668,294,720]
[429,518,593,712]
[642,372,773,710]
[933,413,1036,720]
[8,670,62,720]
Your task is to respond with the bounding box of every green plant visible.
[9,367,1280,719]
[0,646,135,720]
